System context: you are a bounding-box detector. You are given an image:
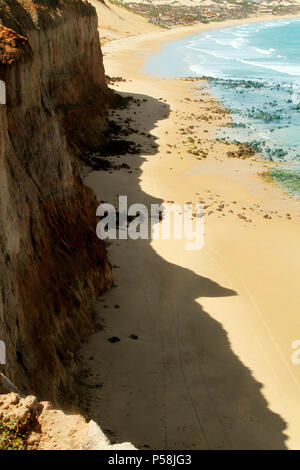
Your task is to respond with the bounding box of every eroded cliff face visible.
[0,0,113,405]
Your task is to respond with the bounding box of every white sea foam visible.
[191,48,233,61]
[259,132,272,141]
[211,37,229,46]
[230,38,248,50]
[189,64,221,79]
[255,48,276,55]
[238,59,300,78]
[232,31,249,37]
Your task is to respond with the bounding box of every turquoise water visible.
[143,18,300,195]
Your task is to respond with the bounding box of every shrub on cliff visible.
[0,418,30,450]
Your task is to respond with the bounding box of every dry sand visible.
[88,0,161,43]
[79,15,300,449]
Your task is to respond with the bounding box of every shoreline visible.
[104,14,300,207]
[102,13,300,70]
[79,15,300,449]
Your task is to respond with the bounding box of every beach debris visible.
[108,337,120,343]
[105,75,126,85]
[130,334,138,340]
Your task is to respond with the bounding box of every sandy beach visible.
[78,15,300,449]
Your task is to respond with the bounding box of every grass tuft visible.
[0,419,31,450]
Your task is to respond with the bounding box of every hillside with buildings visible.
[112,0,300,27]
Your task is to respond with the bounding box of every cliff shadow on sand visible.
[77,89,288,450]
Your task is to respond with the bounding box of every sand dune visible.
[88,0,161,42]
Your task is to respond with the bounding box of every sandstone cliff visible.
[0,0,113,405]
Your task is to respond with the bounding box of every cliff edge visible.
[0,0,113,405]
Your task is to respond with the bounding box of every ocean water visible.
[143,18,300,196]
